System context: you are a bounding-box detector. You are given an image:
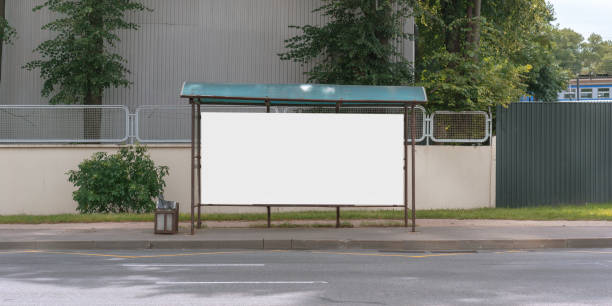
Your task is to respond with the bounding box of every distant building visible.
[521,74,612,102]
[558,75,612,102]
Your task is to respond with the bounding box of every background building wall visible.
[0,0,415,109]
[0,142,495,215]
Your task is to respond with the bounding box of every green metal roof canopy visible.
[181,82,427,105]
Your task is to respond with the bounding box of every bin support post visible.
[267,206,271,228]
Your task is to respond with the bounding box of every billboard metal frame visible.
[181,83,427,235]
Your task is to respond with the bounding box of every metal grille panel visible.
[430,111,490,143]
[0,105,128,143]
[135,106,191,143]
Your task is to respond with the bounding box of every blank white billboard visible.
[201,112,403,205]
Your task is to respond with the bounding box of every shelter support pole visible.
[411,103,416,232]
[267,206,271,228]
[403,104,409,228]
[336,103,341,229]
[336,207,340,228]
[190,99,196,235]
[197,103,202,228]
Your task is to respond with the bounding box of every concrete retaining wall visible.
[0,142,495,215]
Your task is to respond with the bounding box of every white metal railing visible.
[429,111,491,143]
[0,105,491,144]
[0,105,129,143]
[135,105,191,143]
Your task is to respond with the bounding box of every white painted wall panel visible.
[1,0,414,109]
[0,143,495,215]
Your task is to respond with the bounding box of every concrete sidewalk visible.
[2,219,612,251]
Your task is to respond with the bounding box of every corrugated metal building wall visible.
[0,0,415,110]
[496,103,612,207]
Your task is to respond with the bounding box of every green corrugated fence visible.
[496,103,612,207]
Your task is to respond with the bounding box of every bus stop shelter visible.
[181,82,428,234]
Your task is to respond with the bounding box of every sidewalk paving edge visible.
[2,238,612,251]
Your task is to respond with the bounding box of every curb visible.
[2,238,612,251]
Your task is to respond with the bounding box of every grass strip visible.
[2,203,612,224]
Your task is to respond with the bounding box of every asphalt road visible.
[1,248,612,305]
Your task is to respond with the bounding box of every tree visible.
[24,0,148,139]
[551,28,583,75]
[279,0,414,85]
[414,0,568,106]
[598,53,612,75]
[551,30,612,76]
[0,17,16,45]
[581,34,612,75]
[281,0,568,109]
[1,0,17,82]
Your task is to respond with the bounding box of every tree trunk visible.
[441,0,461,54]
[468,0,481,61]
[83,9,105,141]
[84,90,102,141]
[376,2,392,47]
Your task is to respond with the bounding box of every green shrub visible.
[67,145,169,214]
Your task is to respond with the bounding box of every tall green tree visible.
[1,0,17,82]
[1,0,16,45]
[0,17,16,45]
[279,0,414,85]
[282,0,568,109]
[24,0,148,138]
[551,28,583,75]
[551,30,612,76]
[581,34,612,75]
[415,0,567,106]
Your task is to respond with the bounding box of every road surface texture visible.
[1,248,612,305]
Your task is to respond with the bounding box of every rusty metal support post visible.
[336,207,340,228]
[190,99,196,235]
[403,104,409,228]
[197,103,202,228]
[411,103,416,232]
[265,101,271,229]
[336,103,342,228]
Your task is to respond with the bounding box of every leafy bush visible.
[67,145,169,214]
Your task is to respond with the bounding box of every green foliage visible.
[67,145,169,214]
[282,0,573,108]
[23,0,148,105]
[580,34,612,75]
[0,17,16,45]
[279,0,414,85]
[551,28,584,75]
[417,34,530,111]
[551,29,612,76]
[414,0,568,106]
